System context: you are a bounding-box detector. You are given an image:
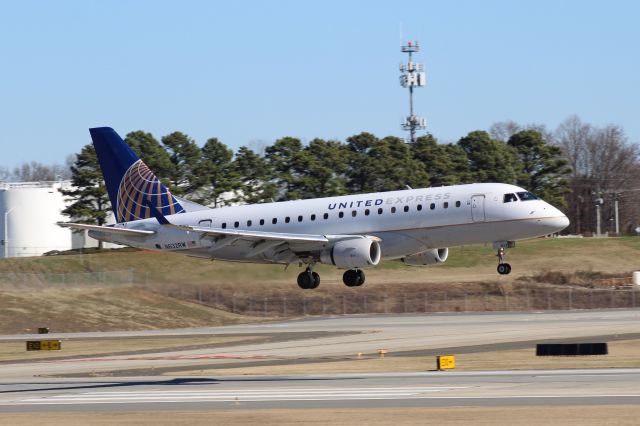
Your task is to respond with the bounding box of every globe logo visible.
[116,160,183,222]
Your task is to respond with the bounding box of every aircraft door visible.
[471,194,486,222]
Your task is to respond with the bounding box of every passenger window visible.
[391,207,396,213]
[455,201,461,208]
[247,220,252,226]
[443,202,448,209]
[365,209,370,216]
[417,204,422,211]
[404,205,409,212]
[285,216,290,223]
[222,223,227,229]
[430,203,435,210]
[260,219,265,225]
[323,213,328,219]
[234,221,239,228]
[352,210,357,217]
[378,208,383,214]
[503,193,518,203]
[298,215,303,222]
[272,218,277,224]
[311,214,316,221]
[339,212,344,218]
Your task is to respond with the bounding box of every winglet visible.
[144,198,170,225]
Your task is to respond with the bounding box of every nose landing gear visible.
[297,265,320,290]
[496,246,512,275]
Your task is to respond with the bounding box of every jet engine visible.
[320,237,381,269]
[401,248,449,266]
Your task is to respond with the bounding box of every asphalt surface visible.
[0,309,639,412]
[1,370,640,412]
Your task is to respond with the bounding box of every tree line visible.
[6,115,635,235]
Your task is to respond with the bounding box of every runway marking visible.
[49,354,271,363]
[11,386,468,405]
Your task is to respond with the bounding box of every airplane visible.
[59,127,570,289]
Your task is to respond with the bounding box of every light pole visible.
[3,207,14,258]
[595,198,603,237]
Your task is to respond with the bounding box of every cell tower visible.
[399,41,426,143]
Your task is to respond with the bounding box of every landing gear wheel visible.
[343,269,366,287]
[497,263,512,275]
[310,271,320,289]
[297,267,320,290]
[496,246,512,275]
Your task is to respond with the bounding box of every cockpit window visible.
[516,191,539,201]
[503,193,518,203]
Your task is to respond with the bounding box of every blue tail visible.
[89,127,184,223]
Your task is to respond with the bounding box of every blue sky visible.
[1,0,638,167]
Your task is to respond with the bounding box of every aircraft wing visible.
[171,225,329,243]
[57,222,155,236]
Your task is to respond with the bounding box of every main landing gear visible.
[343,269,365,287]
[297,266,320,290]
[297,266,366,289]
[496,247,512,275]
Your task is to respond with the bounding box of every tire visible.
[297,272,313,289]
[311,272,320,289]
[497,264,508,275]
[354,269,365,286]
[343,269,357,287]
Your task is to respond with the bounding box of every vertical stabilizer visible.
[89,127,184,223]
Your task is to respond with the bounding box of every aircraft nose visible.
[540,206,569,233]
[548,214,570,231]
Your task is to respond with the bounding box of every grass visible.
[0,236,638,333]
[2,406,639,426]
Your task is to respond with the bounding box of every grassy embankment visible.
[0,237,638,333]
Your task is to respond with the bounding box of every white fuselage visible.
[94,183,569,264]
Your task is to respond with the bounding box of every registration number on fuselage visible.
[164,242,187,249]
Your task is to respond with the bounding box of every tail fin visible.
[89,127,184,223]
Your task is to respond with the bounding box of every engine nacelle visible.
[401,248,449,266]
[320,237,381,269]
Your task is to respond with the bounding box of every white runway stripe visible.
[16,386,466,405]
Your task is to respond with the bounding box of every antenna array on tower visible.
[399,41,426,143]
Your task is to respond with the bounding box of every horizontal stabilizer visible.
[57,222,155,236]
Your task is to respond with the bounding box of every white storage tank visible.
[0,181,74,258]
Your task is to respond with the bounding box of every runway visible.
[1,309,639,378]
[1,309,639,414]
[1,369,640,412]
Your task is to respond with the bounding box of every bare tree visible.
[489,120,521,142]
[490,120,554,143]
[555,116,640,235]
[6,160,72,182]
[0,166,9,181]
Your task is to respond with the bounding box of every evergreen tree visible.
[507,129,571,207]
[457,130,519,184]
[412,134,470,186]
[371,136,429,191]
[298,138,349,198]
[61,144,111,248]
[193,138,238,207]
[124,131,174,180]
[345,132,382,193]
[264,137,307,200]
[234,146,278,204]
[161,131,201,196]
